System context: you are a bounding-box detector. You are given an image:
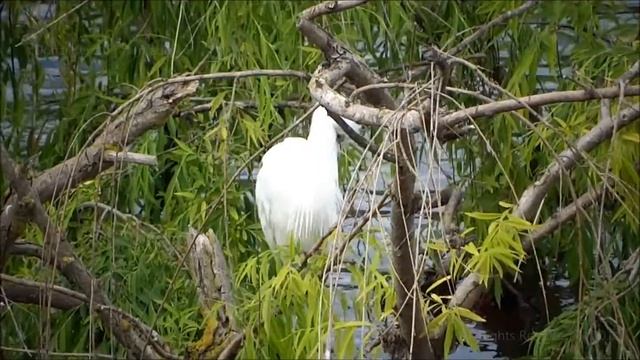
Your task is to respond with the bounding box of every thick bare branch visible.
[186,228,242,360]
[186,228,236,328]
[440,85,640,131]
[309,62,424,128]
[1,274,85,310]
[0,79,197,274]
[33,80,198,204]
[310,64,640,135]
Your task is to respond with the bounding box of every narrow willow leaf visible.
[465,212,503,220]
[456,307,486,323]
[426,275,452,294]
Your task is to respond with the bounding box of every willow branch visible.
[525,182,609,250]
[0,79,197,271]
[1,274,85,310]
[0,145,176,359]
[449,1,539,56]
[438,106,640,340]
[103,150,158,166]
[514,106,640,220]
[439,85,640,131]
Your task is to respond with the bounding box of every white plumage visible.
[255,106,360,252]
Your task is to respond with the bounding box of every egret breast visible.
[256,137,342,251]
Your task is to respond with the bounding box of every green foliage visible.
[1,0,638,358]
[530,271,640,359]
[463,206,534,290]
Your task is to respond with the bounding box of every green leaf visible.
[431,293,444,304]
[456,307,486,323]
[463,242,480,256]
[444,320,455,358]
[498,201,514,209]
[465,212,502,220]
[621,132,640,143]
[174,191,195,199]
[426,275,452,294]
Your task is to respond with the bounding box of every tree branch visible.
[439,85,640,131]
[0,145,176,359]
[298,2,435,357]
[1,274,85,310]
[437,105,639,340]
[186,228,242,360]
[299,0,368,20]
[525,181,610,250]
[103,150,158,166]
[514,105,640,220]
[310,65,640,135]
[0,79,197,270]
[449,1,539,56]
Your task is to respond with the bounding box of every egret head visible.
[311,106,363,143]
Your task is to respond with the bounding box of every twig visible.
[327,190,391,267]
[299,0,368,20]
[299,190,391,269]
[349,82,418,102]
[449,1,539,56]
[325,110,397,162]
[16,1,89,47]
[75,201,182,261]
[103,150,158,166]
[525,182,610,249]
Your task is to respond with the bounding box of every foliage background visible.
[1,1,638,359]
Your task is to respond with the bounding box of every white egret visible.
[255,106,361,252]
